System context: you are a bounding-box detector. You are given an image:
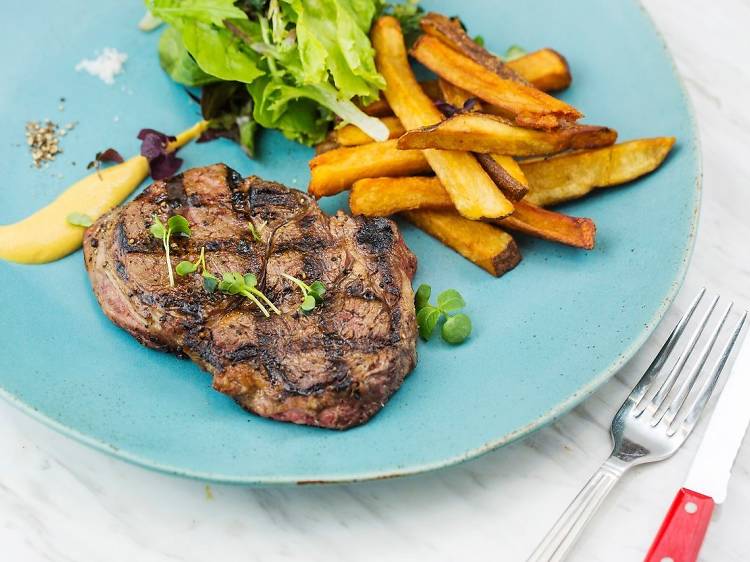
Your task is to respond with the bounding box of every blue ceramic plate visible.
[0,0,699,484]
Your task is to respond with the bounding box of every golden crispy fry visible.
[351,177,594,249]
[360,96,392,117]
[402,209,521,276]
[508,49,572,92]
[397,112,617,157]
[503,200,595,249]
[411,35,582,130]
[521,137,676,207]
[333,117,405,146]
[308,140,428,197]
[360,80,440,116]
[420,13,528,85]
[372,16,513,220]
[350,177,451,216]
[438,79,529,200]
[474,153,528,201]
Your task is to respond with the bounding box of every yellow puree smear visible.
[0,121,208,265]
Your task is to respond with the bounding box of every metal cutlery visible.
[645,305,750,561]
[528,289,747,562]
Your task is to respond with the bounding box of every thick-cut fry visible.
[473,153,528,201]
[351,177,595,249]
[503,200,595,249]
[402,209,522,276]
[411,35,582,130]
[333,117,405,146]
[438,79,529,201]
[521,137,676,207]
[398,112,617,157]
[420,13,529,85]
[308,139,428,197]
[351,177,450,216]
[508,49,571,92]
[372,16,513,220]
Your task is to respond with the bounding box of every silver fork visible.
[528,289,748,562]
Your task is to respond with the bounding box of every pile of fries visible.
[308,13,675,277]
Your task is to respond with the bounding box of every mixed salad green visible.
[146,0,422,152]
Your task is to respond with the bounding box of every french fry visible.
[420,13,529,85]
[333,116,405,146]
[508,49,571,92]
[438,79,529,201]
[521,137,676,207]
[360,80,441,116]
[372,16,513,220]
[474,153,529,201]
[351,176,450,216]
[308,140,428,197]
[361,48,571,118]
[351,177,595,249]
[503,200,595,249]
[411,35,582,130]
[397,112,617,157]
[402,209,522,277]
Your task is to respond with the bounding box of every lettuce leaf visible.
[147,0,389,146]
[158,26,218,86]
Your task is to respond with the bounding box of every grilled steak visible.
[83,164,417,429]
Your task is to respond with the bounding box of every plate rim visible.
[0,0,702,485]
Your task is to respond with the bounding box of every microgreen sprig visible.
[175,246,220,292]
[67,212,93,228]
[150,214,191,288]
[280,273,326,313]
[248,220,265,242]
[215,272,281,317]
[415,284,472,345]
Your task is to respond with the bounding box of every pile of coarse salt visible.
[75,48,127,85]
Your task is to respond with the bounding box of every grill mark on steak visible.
[83,164,418,429]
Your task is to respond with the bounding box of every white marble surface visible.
[2,1,750,560]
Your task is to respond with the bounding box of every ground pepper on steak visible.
[83,164,418,429]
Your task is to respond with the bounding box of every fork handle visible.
[528,457,627,562]
[644,487,714,562]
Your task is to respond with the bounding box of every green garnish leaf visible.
[308,280,326,303]
[473,34,485,47]
[441,313,472,344]
[176,260,198,276]
[281,273,326,312]
[203,272,219,293]
[300,294,317,312]
[415,283,431,311]
[167,214,192,237]
[211,270,280,317]
[415,284,471,344]
[248,221,262,242]
[67,212,93,228]
[503,45,527,62]
[436,289,465,313]
[149,215,166,239]
[416,306,442,341]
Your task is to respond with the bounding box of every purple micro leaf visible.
[137,128,182,180]
[462,98,479,112]
[86,147,125,172]
[435,100,458,117]
[149,153,184,180]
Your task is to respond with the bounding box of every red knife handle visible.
[644,487,714,562]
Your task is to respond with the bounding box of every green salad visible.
[146,0,422,153]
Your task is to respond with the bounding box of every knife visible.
[645,329,750,562]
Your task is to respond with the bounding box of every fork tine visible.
[668,311,748,437]
[653,302,733,427]
[630,288,706,411]
[642,295,720,415]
